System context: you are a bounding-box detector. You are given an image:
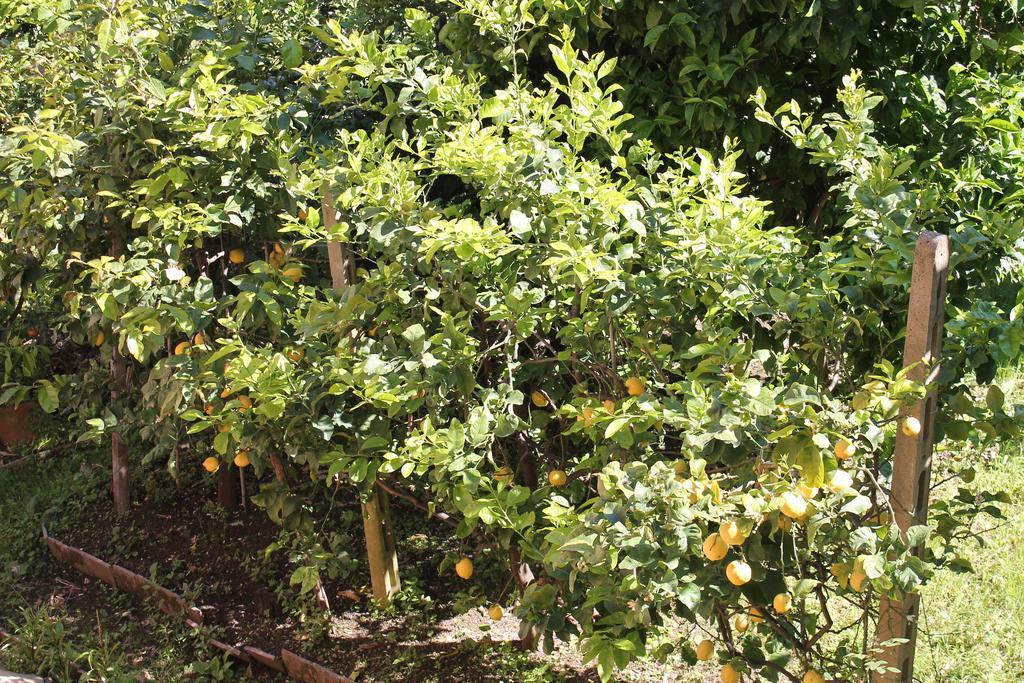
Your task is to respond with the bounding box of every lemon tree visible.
[1,0,1022,680]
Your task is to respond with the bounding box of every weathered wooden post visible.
[873,231,950,683]
[322,184,401,606]
[109,236,130,515]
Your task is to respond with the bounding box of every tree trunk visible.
[217,465,239,510]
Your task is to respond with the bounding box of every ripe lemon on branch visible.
[719,520,746,546]
[702,533,728,561]
[780,491,808,519]
[834,439,856,460]
[720,663,741,683]
[901,416,922,437]
[726,560,752,586]
[455,557,473,579]
[624,376,645,396]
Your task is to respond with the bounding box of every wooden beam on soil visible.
[872,231,950,683]
[323,184,401,607]
[242,646,286,673]
[43,532,353,682]
[281,649,355,683]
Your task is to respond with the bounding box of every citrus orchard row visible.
[2,0,1021,681]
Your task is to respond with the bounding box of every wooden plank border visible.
[43,530,350,682]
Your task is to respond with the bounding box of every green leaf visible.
[794,439,824,488]
[36,381,59,413]
[862,554,885,580]
[985,385,1005,413]
[480,97,506,119]
[96,18,112,52]
[281,39,303,68]
[605,416,631,439]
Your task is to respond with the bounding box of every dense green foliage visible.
[1,0,1022,679]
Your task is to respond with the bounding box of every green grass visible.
[914,449,1024,682]
[0,443,108,598]
[914,368,1024,682]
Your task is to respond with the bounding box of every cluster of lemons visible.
[188,245,313,475]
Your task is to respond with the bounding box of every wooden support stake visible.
[323,185,401,606]
[872,231,950,683]
[109,238,130,515]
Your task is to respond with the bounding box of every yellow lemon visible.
[719,520,746,546]
[733,613,750,632]
[828,469,853,492]
[835,439,856,460]
[726,560,752,586]
[455,557,473,580]
[193,332,207,346]
[803,671,824,683]
[548,469,567,487]
[174,341,191,356]
[798,484,818,499]
[531,390,549,407]
[625,376,645,396]
[487,604,503,621]
[602,399,616,413]
[695,639,714,661]
[237,395,252,411]
[773,593,792,613]
[780,491,808,519]
[901,416,921,437]
[233,450,250,468]
[220,387,233,399]
[283,266,303,282]
[850,570,868,593]
[749,607,765,623]
[703,533,728,561]
[721,663,741,683]
[94,330,105,347]
[202,457,220,473]
[228,248,245,264]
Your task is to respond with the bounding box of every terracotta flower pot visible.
[0,402,35,447]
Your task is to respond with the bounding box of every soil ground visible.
[1,451,708,682]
